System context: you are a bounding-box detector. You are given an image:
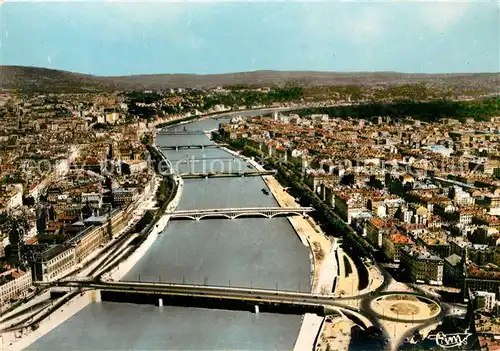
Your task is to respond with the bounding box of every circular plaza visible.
[370,293,441,322]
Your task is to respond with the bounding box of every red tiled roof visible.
[390,232,412,244]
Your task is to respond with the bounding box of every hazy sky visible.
[1,1,498,75]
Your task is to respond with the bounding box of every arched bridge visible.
[168,206,314,220]
[158,130,205,136]
[159,144,227,151]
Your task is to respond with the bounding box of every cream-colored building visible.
[0,268,33,304]
[35,246,76,282]
[34,208,132,282]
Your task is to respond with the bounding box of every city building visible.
[466,264,500,298]
[0,267,33,304]
[366,218,396,249]
[401,246,444,285]
[333,192,366,224]
[444,253,464,286]
[382,231,413,262]
[474,291,497,312]
[33,246,76,282]
[112,188,138,207]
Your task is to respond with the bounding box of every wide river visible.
[28,111,312,350]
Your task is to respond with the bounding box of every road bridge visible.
[180,170,276,179]
[43,279,441,322]
[158,130,205,136]
[433,176,478,190]
[169,156,237,163]
[168,206,314,220]
[47,280,336,314]
[159,144,227,151]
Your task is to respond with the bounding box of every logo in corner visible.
[428,332,472,349]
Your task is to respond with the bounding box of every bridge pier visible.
[90,289,102,303]
[255,305,260,314]
[159,298,163,307]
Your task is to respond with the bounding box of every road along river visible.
[27,110,315,350]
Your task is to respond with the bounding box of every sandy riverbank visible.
[217,147,338,351]
[261,174,339,351]
[218,147,335,290]
[315,315,356,351]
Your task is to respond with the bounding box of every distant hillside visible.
[0,65,498,92]
[0,66,113,92]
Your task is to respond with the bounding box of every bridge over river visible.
[39,279,443,324]
[168,206,314,220]
[159,144,227,151]
[43,280,350,316]
[180,170,276,179]
[158,130,205,136]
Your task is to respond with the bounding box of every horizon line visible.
[2,65,499,78]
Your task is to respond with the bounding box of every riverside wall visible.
[104,174,183,282]
[4,290,93,351]
[103,144,183,281]
[218,144,335,351]
[293,313,324,351]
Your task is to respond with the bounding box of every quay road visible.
[179,170,276,179]
[159,144,227,151]
[168,206,314,220]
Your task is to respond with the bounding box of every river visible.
[28,110,312,350]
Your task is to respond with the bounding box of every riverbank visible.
[104,174,183,282]
[2,290,92,351]
[102,145,184,282]
[315,315,356,351]
[1,151,182,351]
[263,173,339,351]
[217,146,338,351]
[224,147,336,293]
[293,313,324,351]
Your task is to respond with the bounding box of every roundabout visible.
[369,293,441,323]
